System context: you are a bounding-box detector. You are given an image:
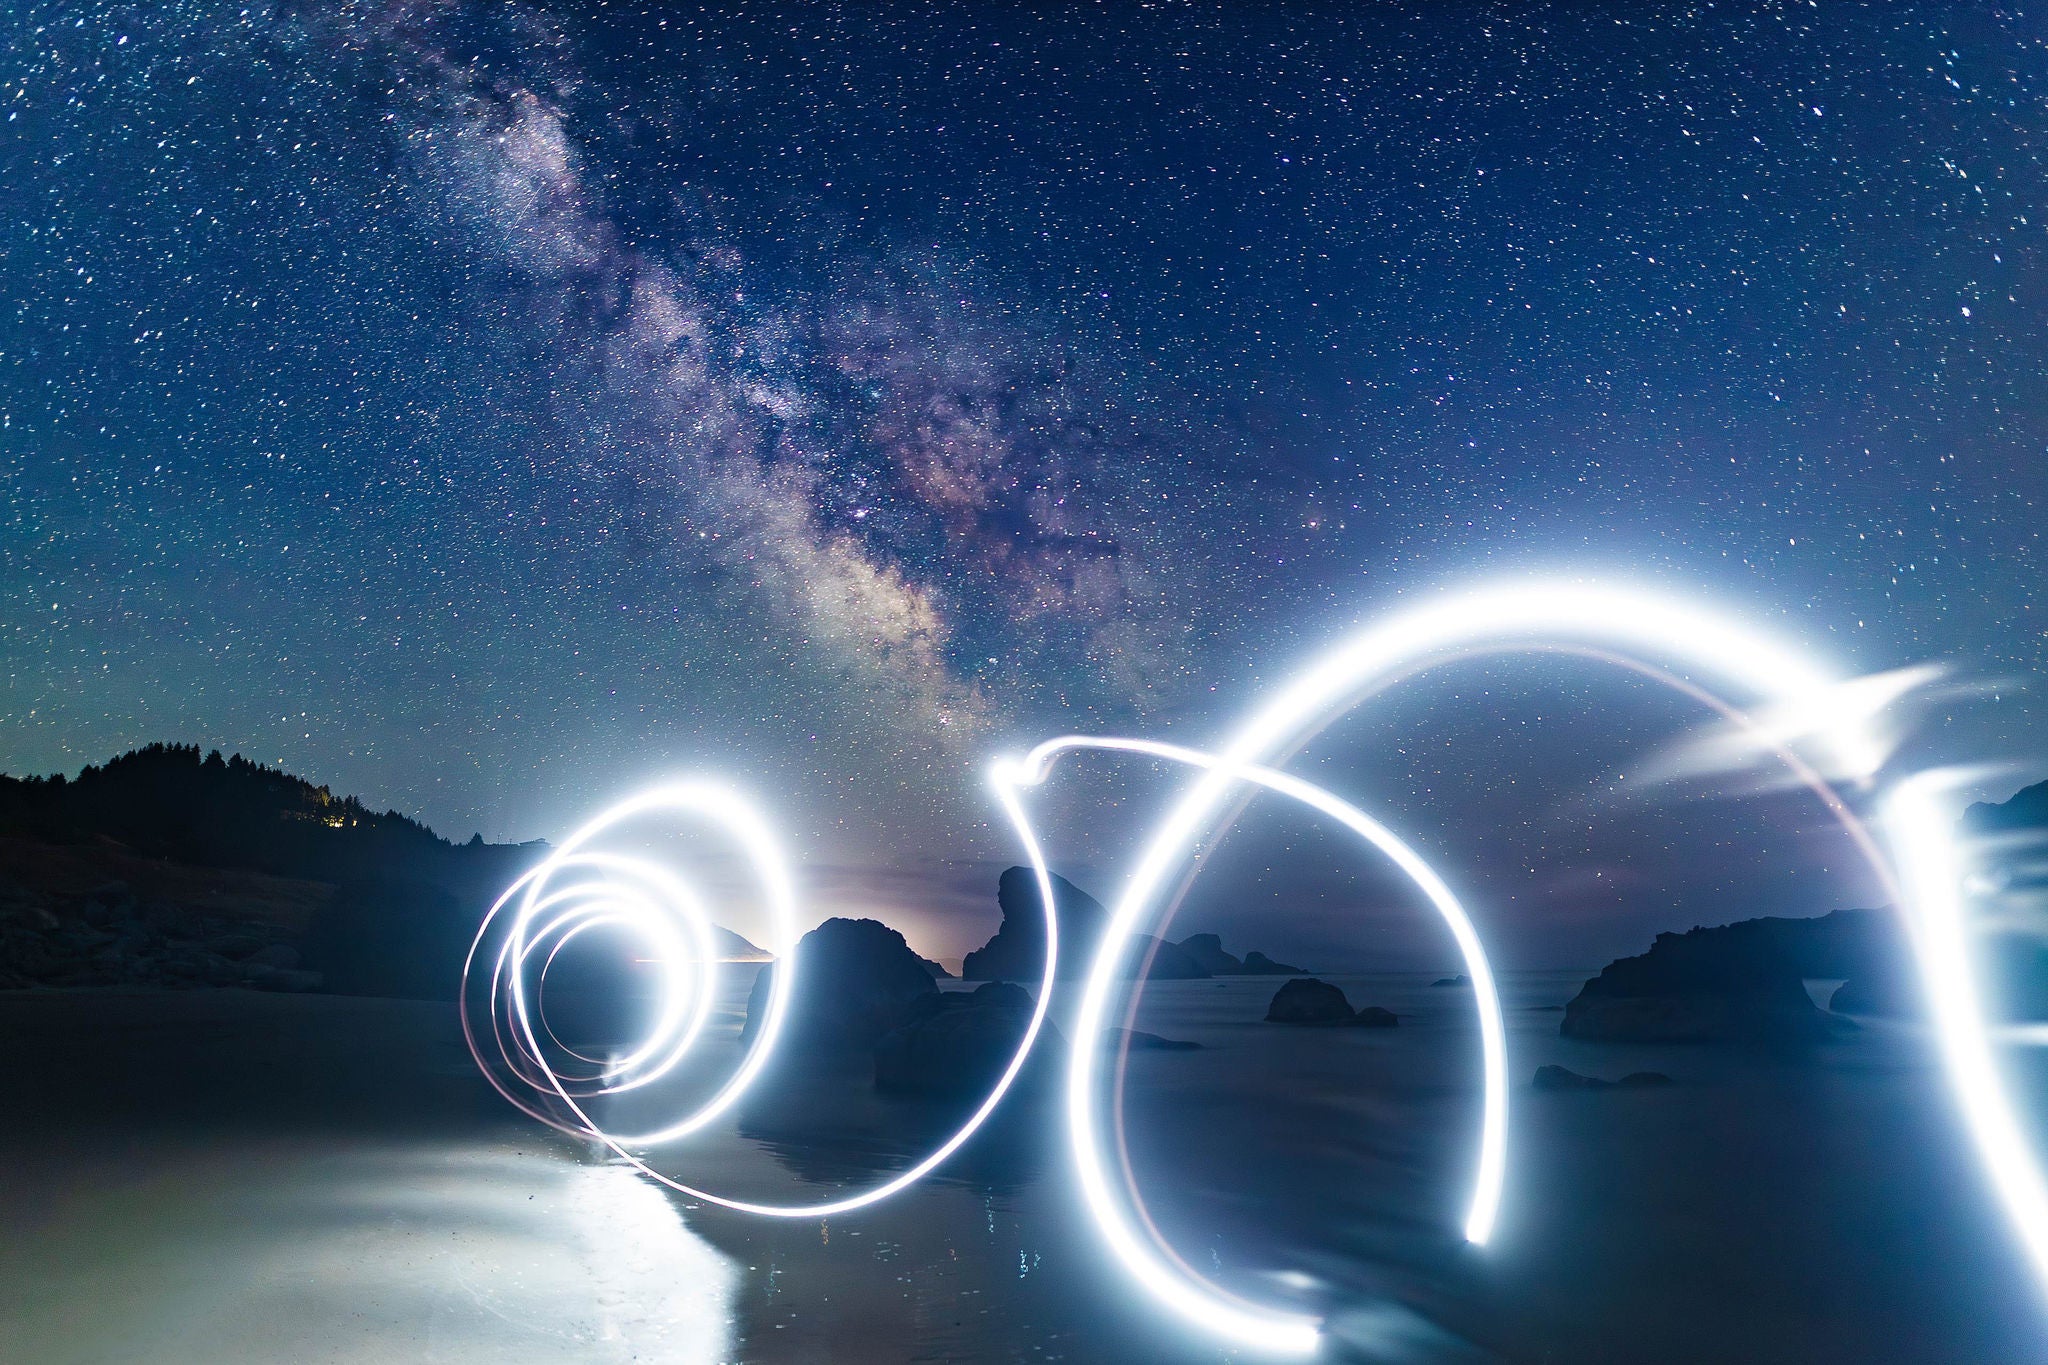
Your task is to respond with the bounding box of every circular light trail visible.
[461,780,1061,1218]
[1016,582,1909,1352]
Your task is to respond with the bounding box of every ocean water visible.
[6,978,2048,1364]
[651,969,2048,1363]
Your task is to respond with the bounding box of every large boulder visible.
[873,981,1064,1096]
[1533,1065,1674,1091]
[1174,933,1307,975]
[1831,782,2048,1020]
[1177,933,1243,974]
[1559,913,1904,1044]
[1104,1027,1202,1051]
[961,868,1208,982]
[740,917,938,1055]
[1264,977,1356,1024]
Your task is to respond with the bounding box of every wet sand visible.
[3,978,2045,1363]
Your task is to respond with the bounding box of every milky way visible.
[4,2,2045,961]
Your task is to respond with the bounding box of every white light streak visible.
[1017,581,1904,1352]
[460,779,1059,1219]
[993,736,1504,1354]
[1886,773,2048,1294]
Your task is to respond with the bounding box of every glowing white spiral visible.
[460,779,1060,1217]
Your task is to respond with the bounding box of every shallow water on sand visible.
[6,977,2048,1363]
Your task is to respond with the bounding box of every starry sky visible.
[4,2,2045,967]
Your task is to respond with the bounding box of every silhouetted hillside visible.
[0,743,533,891]
[0,745,548,999]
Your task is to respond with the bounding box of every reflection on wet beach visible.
[6,975,2048,1363]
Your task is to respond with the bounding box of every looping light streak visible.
[992,736,1506,1354]
[1885,774,2048,1290]
[462,580,2043,1356]
[993,582,1937,1353]
[460,780,1060,1218]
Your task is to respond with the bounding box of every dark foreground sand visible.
[4,979,2046,1363]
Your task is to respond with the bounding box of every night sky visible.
[5,2,2044,968]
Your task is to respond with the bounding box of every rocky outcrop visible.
[1175,934,1306,976]
[1177,933,1243,975]
[1104,1027,1202,1051]
[874,982,1063,1096]
[1831,781,2048,1020]
[1263,977,1396,1026]
[0,876,320,992]
[1533,1065,1673,1091]
[1266,977,1354,1022]
[1174,933,1306,976]
[1560,912,1906,1044]
[1431,975,1470,988]
[740,917,937,1055]
[961,867,1208,982]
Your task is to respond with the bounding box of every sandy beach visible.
[4,976,2045,1363]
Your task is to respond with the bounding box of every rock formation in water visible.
[1265,977,1355,1023]
[960,867,1207,981]
[1562,909,1906,1043]
[874,981,1064,1096]
[1263,976,1396,1026]
[1176,932,1242,974]
[1533,1065,1673,1090]
[740,917,937,1055]
[1832,779,2048,1019]
[1103,1027,1203,1051]
[1174,932,1308,975]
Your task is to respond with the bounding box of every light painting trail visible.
[990,736,1506,1354]
[461,780,1062,1218]
[462,580,2040,1357]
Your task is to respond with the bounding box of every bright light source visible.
[460,779,1060,1218]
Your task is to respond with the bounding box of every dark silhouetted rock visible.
[1165,932,1304,975]
[741,917,937,1057]
[961,867,1208,982]
[1534,1064,1610,1090]
[1169,932,1305,977]
[1105,1027,1202,1051]
[874,981,1064,1096]
[1177,933,1243,974]
[1264,977,1355,1024]
[916,954,953,979]
[1351,1006,1399,1028]
[1534,1065,1673,1090]
[1559,914,1900,1044]
[1432,975,1471,988]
